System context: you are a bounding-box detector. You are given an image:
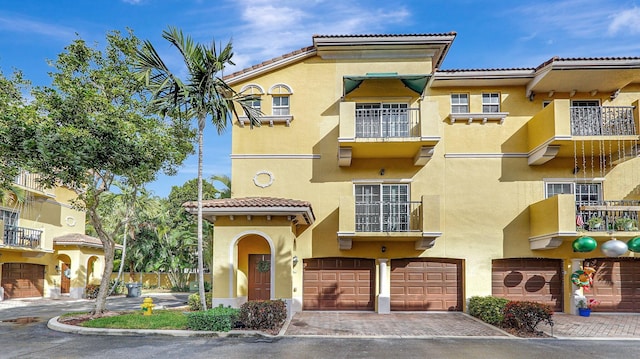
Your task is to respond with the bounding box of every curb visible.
[48,316,280,338]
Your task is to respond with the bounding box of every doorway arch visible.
[229,231,274,301]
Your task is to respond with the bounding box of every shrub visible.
[502,301,554,333]
[187,292,212,311]
[186,306,239,332]
[238,300,287,330]
[84,284,99,299]
[171,285,190,292]
[468,296,510,325]
[110,280,124,296]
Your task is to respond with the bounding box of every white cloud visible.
[608,7,640,35]
[225,1,410,72]
[0,15,75,39]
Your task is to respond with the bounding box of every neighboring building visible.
[185,33,640,315]
[0,171,108,300]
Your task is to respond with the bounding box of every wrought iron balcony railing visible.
[2,226,42,248]
[355,108,420,138]
[355,201,422,232]
[570,106,636,136]
[576,200,640,232]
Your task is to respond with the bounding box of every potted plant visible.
[587,216,603,230]
[614,217,637,231]
[576,298,600,317]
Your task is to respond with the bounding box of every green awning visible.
[343,73,431,96]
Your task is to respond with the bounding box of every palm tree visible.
[0,184,25,207]
[211,174,231,199]
[134,27,260,310]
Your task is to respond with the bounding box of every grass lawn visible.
[80,310,188,330]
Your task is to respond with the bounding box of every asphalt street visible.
[0,294,637,358]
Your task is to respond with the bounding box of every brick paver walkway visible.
[285,312,511,337]
[539,313,640,338]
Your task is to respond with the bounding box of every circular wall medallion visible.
[253,170,274,188]
[65,216,76,227]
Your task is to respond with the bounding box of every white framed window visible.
[451,93,468,113]
[482,93,500,113]
[0,208,19,228]
[240,84,264,111]
[545,182,602,204]
[269,84,292,116]
[272,96,289,116]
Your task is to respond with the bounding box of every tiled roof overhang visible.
[53,233,122,250]
[183,197,315,225]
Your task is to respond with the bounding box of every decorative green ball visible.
[627,237,640,252]
[572,236,597,252]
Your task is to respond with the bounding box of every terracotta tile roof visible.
[53,233,122,250]
[183,197,312,209]
[535,56,640,71]
[437,68,535,73]
[223,46,315,81]
[312,32,457,38]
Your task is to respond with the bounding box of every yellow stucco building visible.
[188,33,640,315]
[1,171,108,300]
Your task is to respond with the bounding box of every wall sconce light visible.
[55,265,60,273]
[610,89,620,100]
[528,92,535,101]
[379,168,385,176]
[572,166,580,174]
[381,246,387,253]
[292,255,299,267]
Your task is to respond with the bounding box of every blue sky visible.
[3,0,640,197]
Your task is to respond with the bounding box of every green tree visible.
[134,27,260,310]
[4,30,192,315]
[0,70,37,189]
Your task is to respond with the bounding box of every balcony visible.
[529,194,640,250]
[527,100,640,165]
[338,195,442,250]
[338,102,439,166]
[1,226,43,249]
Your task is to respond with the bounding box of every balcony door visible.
[571,100,600,135]
[355,103,409,138]
[355,184,409,232]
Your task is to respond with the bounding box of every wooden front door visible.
[248,254,270,301]
[61,263,70,294]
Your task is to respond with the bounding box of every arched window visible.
[240,84,264,111]
[269,84,293,116]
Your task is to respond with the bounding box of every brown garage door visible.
[303,258,375,310]
[1,263,45,299]
[588,258,640,312]
[492,258,563,311]
[391,258,463,311]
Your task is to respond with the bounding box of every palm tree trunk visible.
[197,122,206,310]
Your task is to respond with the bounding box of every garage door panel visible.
[492,259,563,312]
[588,258,640,313]
[303,258,375,311]
[391,258,463,311]
[1,263,45,299]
